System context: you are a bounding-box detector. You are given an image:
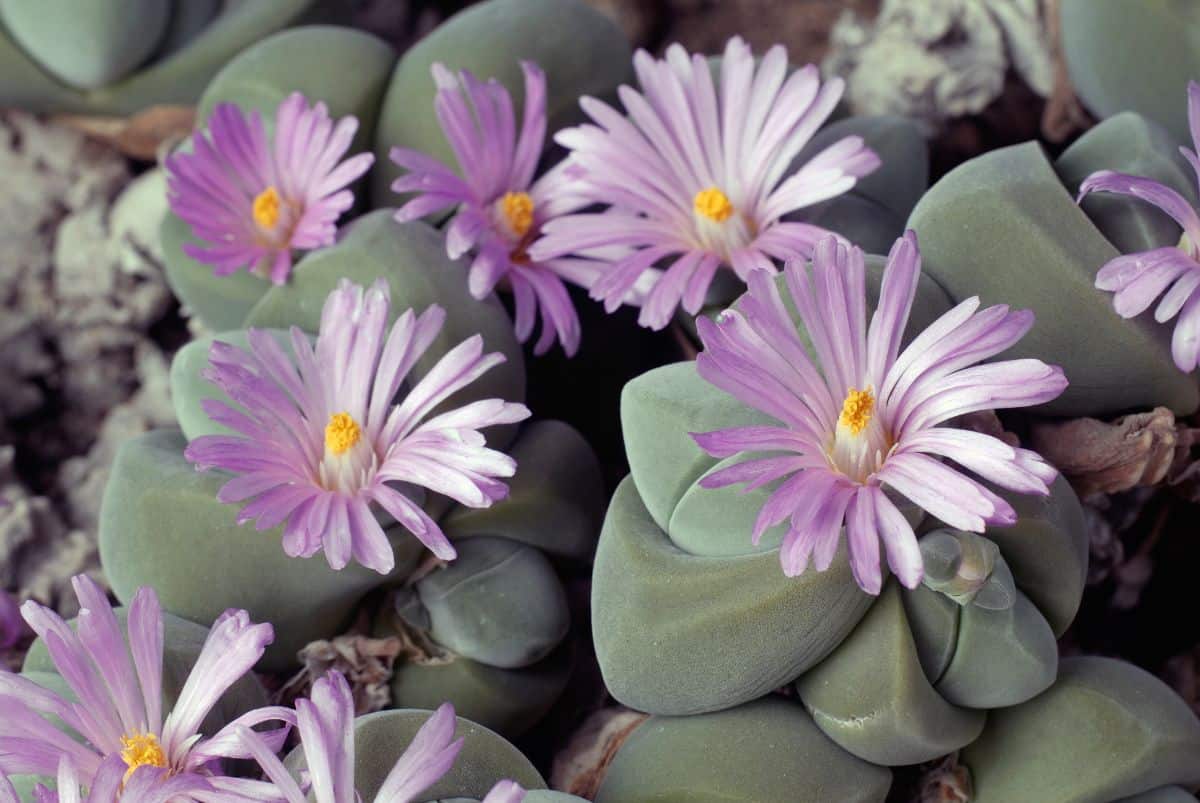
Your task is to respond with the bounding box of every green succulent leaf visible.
[370,0,632,205]
[795,582,986,765]
[593,476,872,716]
[98,429,422,670]
[932,591,1057,709]
[908,141,1200,416]
[0,0,170,90]
[382,643,573,739]
[594,697,892,803]
[0,0,338,114]
[963,656,1200,802]
[1061,0,1200,149]
[1056,111,1197,255]
[410,536,570,669]
[441,420,604,563]
[160,213,272,331]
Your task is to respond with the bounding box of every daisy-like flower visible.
[690,233,1068,594]
[529,36,881,330]
[237,671,526,803]
[1078,81,1200,372]
[166,92,375,285]
[390,62,595,357]
[184,278,531,574]
[0,574,293,800]
[5,756,214,803]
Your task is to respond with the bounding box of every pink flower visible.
[692,233,1067,594]
[185,279,530,574]
[0,575,292,800]
[238,671,525,803]
[530,36,880,330]
[1079,81,1200,371]
[391,62,596,356]
[166,92,374,285]
[7,755,214,803]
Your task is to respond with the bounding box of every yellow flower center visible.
[839,388,875,436]
[694,186,734,222]
[120,733,167,781]
[325,412,361,456]
[253,186,282,229]
[501,191,535,238]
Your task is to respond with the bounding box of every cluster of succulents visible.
[1,0,1200,800]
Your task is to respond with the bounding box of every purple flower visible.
[1078,81,1200,371]
[237,671,526,803]
[166,92,375,285]
[0,574,293,800]
[5,756,215,803]
[529,36,881,331]
[690,233,1067,594]
[391,62,595,357]
[184,278,531,574]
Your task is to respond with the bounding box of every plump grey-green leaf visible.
[0,0,169,89]
[1113,789,1200,803]
[384,644,572,738]
[22,607,269,737]
[197,24,395,155]
[621,361,773,533]
[98,429,422,670]
[245,211,525,451]
[963,656,1200,802]
[901,584,959,684]
[160,213,273,332]
[983,475,1088,636]
[595,697,892,803]
[441,419,604,563]
[795,582,986,766]
[370,0,632,205]
[1056,112,1197,255]
[0,0,333,115]
[593,476,872,716]
[907,141,1199,416]
[413,536,569,669]
[286,709,545,799]
[791,115,929,255]
[1061,0,1200,148]
[933,591,1057,709]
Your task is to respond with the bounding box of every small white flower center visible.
[828,386,891,482]
[319,412,377,492]
[692,186,754,262]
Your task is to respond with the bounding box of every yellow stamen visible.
[120,733,167,781]
[839,388,875,436]
[1181,232,1194,256]
[252,186,282,229]
[501,191,535,237]
[694,186,734,222]
[325,412,361,456]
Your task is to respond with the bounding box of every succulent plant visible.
[1060,0,1200,149]
[0,0,345,115]
[907,112,1200,417]
[104,211,605,738]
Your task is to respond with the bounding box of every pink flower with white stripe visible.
[0,575,292,800]
[166,92,374,284]
[691,233,1067,594]
[238,671,525,803]
[391,62,595,356]
[184,278,530,574]
[1078,81,1200,371]
[530,36,881,330]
